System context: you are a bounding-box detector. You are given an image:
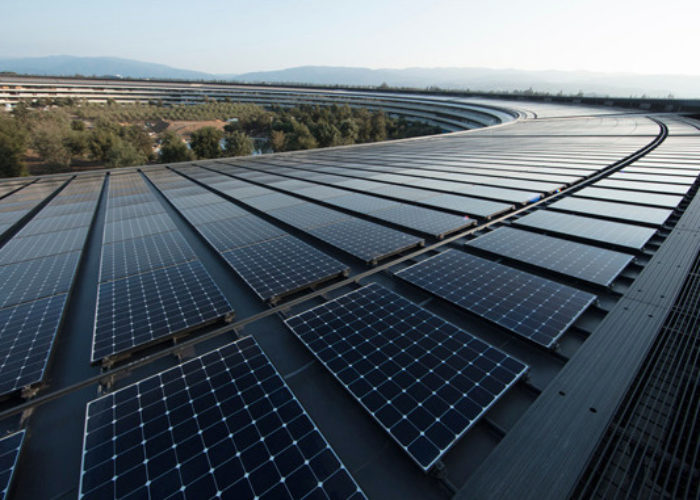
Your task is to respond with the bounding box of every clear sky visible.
[2,0,699,75]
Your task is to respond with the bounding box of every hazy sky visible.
[2,0,699,75]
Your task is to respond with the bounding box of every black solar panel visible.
[308,219,424,264]
[573,187,683,209]
[0,294,67,396]
[105,201,164,222]
[267,204,351,230]
[549,197,673,226]
[103,213,177,244]
[178,202,248,224]
[223,236,348,301]
[370,205,474,238]
[514,210,657,250]
[198,216,286,252]
[92,261,232,362]
[0,251,81,308]
[99,231,197,282]
[326,194,399,212]
[0,430,24,500]
[466,227,634,286]
[396,250,596,348]
[17,211,95,236]
[0,228,88,264]
[79,337,365,499]
[285,283,527,470]
[420,194,513,218]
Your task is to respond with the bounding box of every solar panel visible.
[92,261,232,362]
[243,193,305,211]
[420,194,513,219]
[103,213,177,244]
[573,187,683,209]
[370,205,474,238]
[0,430,24,500]
[267,204,352,230]
[308,219,424,264]
[549,197,673,226]
[198,216,287,252]
[99,231,197,282]
[177,202,248,224]
[0,228,88,264]
[465,227,634,286]
[0,294,67,396]
[326,194,399,212]
[0,251,81,308]
[513,210,656,250]
[222,236,348,302]
[396,250,596,348]
[285,283,527,470]
[79,337,365,499]
[105,201,165,222]
[17,212,95,236]
[593,178,690,196]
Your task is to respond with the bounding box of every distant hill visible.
[0,55,210,80]
[1,56,699,98]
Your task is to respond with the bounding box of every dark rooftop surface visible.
[0,92,698,500]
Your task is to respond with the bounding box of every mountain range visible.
[1,55,699,98]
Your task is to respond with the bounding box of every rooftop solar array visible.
[513,210,657,250]
[0,430,24,500]
[465,227,635,286]
[0,176,102,396]
[285,283,528,470]
[209,165,474,238]
[92,173,232,362]
[573,186,683,209]
[212,161,513,219]
[0,178,66,238]
[396,250,597,348]
[171,166,425,264]
[80,337,365,499]
[144,168,349,302]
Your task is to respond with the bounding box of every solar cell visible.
[285,283,527,470]
[223,236,348,301]
[0,430,24,500]
[105,201,165,222]
[92,261,232,362]
[99,231,197,282]
[243,193,305,211]
[198,216,287,252]
[80,337,365,499]
[396,250,596,348]
[513,210,656,250]
[465,227,634,286]
[549,197,673,226]
[573,187,683,209]
[308,219,424,264]
[0,251,81,308]
[0,295,67,396]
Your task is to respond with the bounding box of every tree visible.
[285,121,317,151]
[104,138,148,168]
[223,131,254,157]
[32,120,72,169]
[270,130,286,152]
[312,121,341,148]
[159,131,194,163]
[189,126,223,159]
[0,116,27,177]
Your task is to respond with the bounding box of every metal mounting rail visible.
[0,117,668,422]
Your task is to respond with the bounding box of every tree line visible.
[0,100,441,177]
